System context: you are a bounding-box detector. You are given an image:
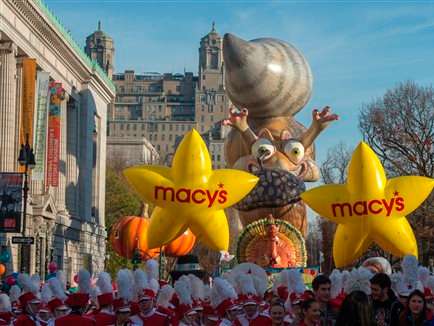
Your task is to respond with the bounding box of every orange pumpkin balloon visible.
[164,229,196,257]
[0,263,6,276]
[109,216,160,260]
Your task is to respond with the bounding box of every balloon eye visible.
[284,141,305,163]
[251,139,276,161]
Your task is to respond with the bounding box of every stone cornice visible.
[4,0,115,100]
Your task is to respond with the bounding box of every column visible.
[0,40,17,172]
[15,57,23,172]
[66,98,79,217]
[55,95,68,212]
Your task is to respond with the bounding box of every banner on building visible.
[32,72,50,181]
[46,82,65,188]
[0,173,23,233]
[20,58,37,147]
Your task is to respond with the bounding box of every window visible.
[181,125,185,131]
[157,145,160,150]
[169,124,173,131]
[120,124,124,130]
[162,134,165,141]
[176,125,179,131]
[217,154,221,161]
[169,134,173,141]
[162,124,165,131]
[133,124,137,131]
[126,124,130,130]
[142,124,145,130]
[176,86,181,92]
[201,116,204,122]
[201,126,204,132]
[165,144,168,151]
[202,75,206,80]
[210,115,214,122]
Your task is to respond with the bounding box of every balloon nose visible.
[223,33,252,69]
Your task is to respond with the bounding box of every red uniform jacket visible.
[129,310,170,326]
[0,312,13,325]
[92,311,116,326]
[54,313,96,326]
[13,315,38,326]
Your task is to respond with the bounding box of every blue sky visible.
[45,0,434,165]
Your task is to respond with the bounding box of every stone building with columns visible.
[0,0,115,279]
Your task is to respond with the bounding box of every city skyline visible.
[46,0,434,166]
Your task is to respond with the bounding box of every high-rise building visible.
[85,21,115,79]
[195,23,230,134]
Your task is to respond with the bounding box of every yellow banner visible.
[20,58,37,147]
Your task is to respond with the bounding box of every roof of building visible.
[33,0,115,92]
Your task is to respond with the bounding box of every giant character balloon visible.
[223,33,338,236]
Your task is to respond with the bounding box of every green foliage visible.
[104,168,143,276]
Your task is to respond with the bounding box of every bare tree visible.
[318,143,351,272]
[359,81,434,264]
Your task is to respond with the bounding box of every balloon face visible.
[124,129,258,251]
[301,142,434,268]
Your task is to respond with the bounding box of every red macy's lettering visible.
[154,186,228,208]
[331,194,405,217]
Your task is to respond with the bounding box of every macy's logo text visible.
[154,186,228,208]
[331,194,404,217]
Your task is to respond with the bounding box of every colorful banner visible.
[0,173,23,233]
[20,58,37,147]
[32,72,50,181]
[46,82,65,188]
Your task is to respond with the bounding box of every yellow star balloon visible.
[301,142,434,268]
[123,129,259,251]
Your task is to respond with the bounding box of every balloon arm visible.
[301,107,338,149]
[242,128,259,148]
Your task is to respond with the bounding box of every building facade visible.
[107,136,159,168]
[108,70,198,163]
[0,0,115,279]
[107,24,230,167]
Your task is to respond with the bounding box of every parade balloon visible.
[73,274,79,284]
[164,229,196,257]
[48,262,57,273]
[0,264,6,276]
[12,272,18,279]
[124,129,258,251]
[0,251,10,263]
[2,284,9,291]
[301,142,434,267]
[109,215,160,260]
